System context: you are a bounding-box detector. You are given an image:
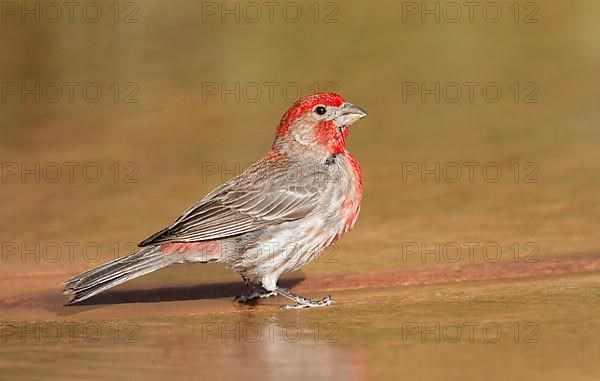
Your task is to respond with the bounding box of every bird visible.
[63,92,367,309]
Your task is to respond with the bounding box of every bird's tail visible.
[63,245,178,305]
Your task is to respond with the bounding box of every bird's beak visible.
[335,102,368,128]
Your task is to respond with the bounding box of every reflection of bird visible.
[63,93,367,308]
[186,321,369,381]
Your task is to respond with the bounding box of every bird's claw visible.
[279,295,336,309]
[235,290,278,304]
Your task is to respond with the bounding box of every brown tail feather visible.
[62,246,179,305]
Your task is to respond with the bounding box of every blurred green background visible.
[1,1,599,380]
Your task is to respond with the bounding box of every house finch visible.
[63,93,367,309]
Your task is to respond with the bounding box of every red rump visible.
[160,241,221,255]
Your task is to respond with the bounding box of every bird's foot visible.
[279,295,335,309]
[276,287,336,309]
[234,288,278,304]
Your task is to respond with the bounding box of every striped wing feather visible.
[139,158,323,246]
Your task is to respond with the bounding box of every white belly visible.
[230,155,362,290]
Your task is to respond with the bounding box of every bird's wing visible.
[138,157,324,246]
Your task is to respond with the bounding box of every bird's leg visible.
[234,276,277,304]
[276,287,335,309]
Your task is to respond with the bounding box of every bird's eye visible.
[314,106,327,115]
